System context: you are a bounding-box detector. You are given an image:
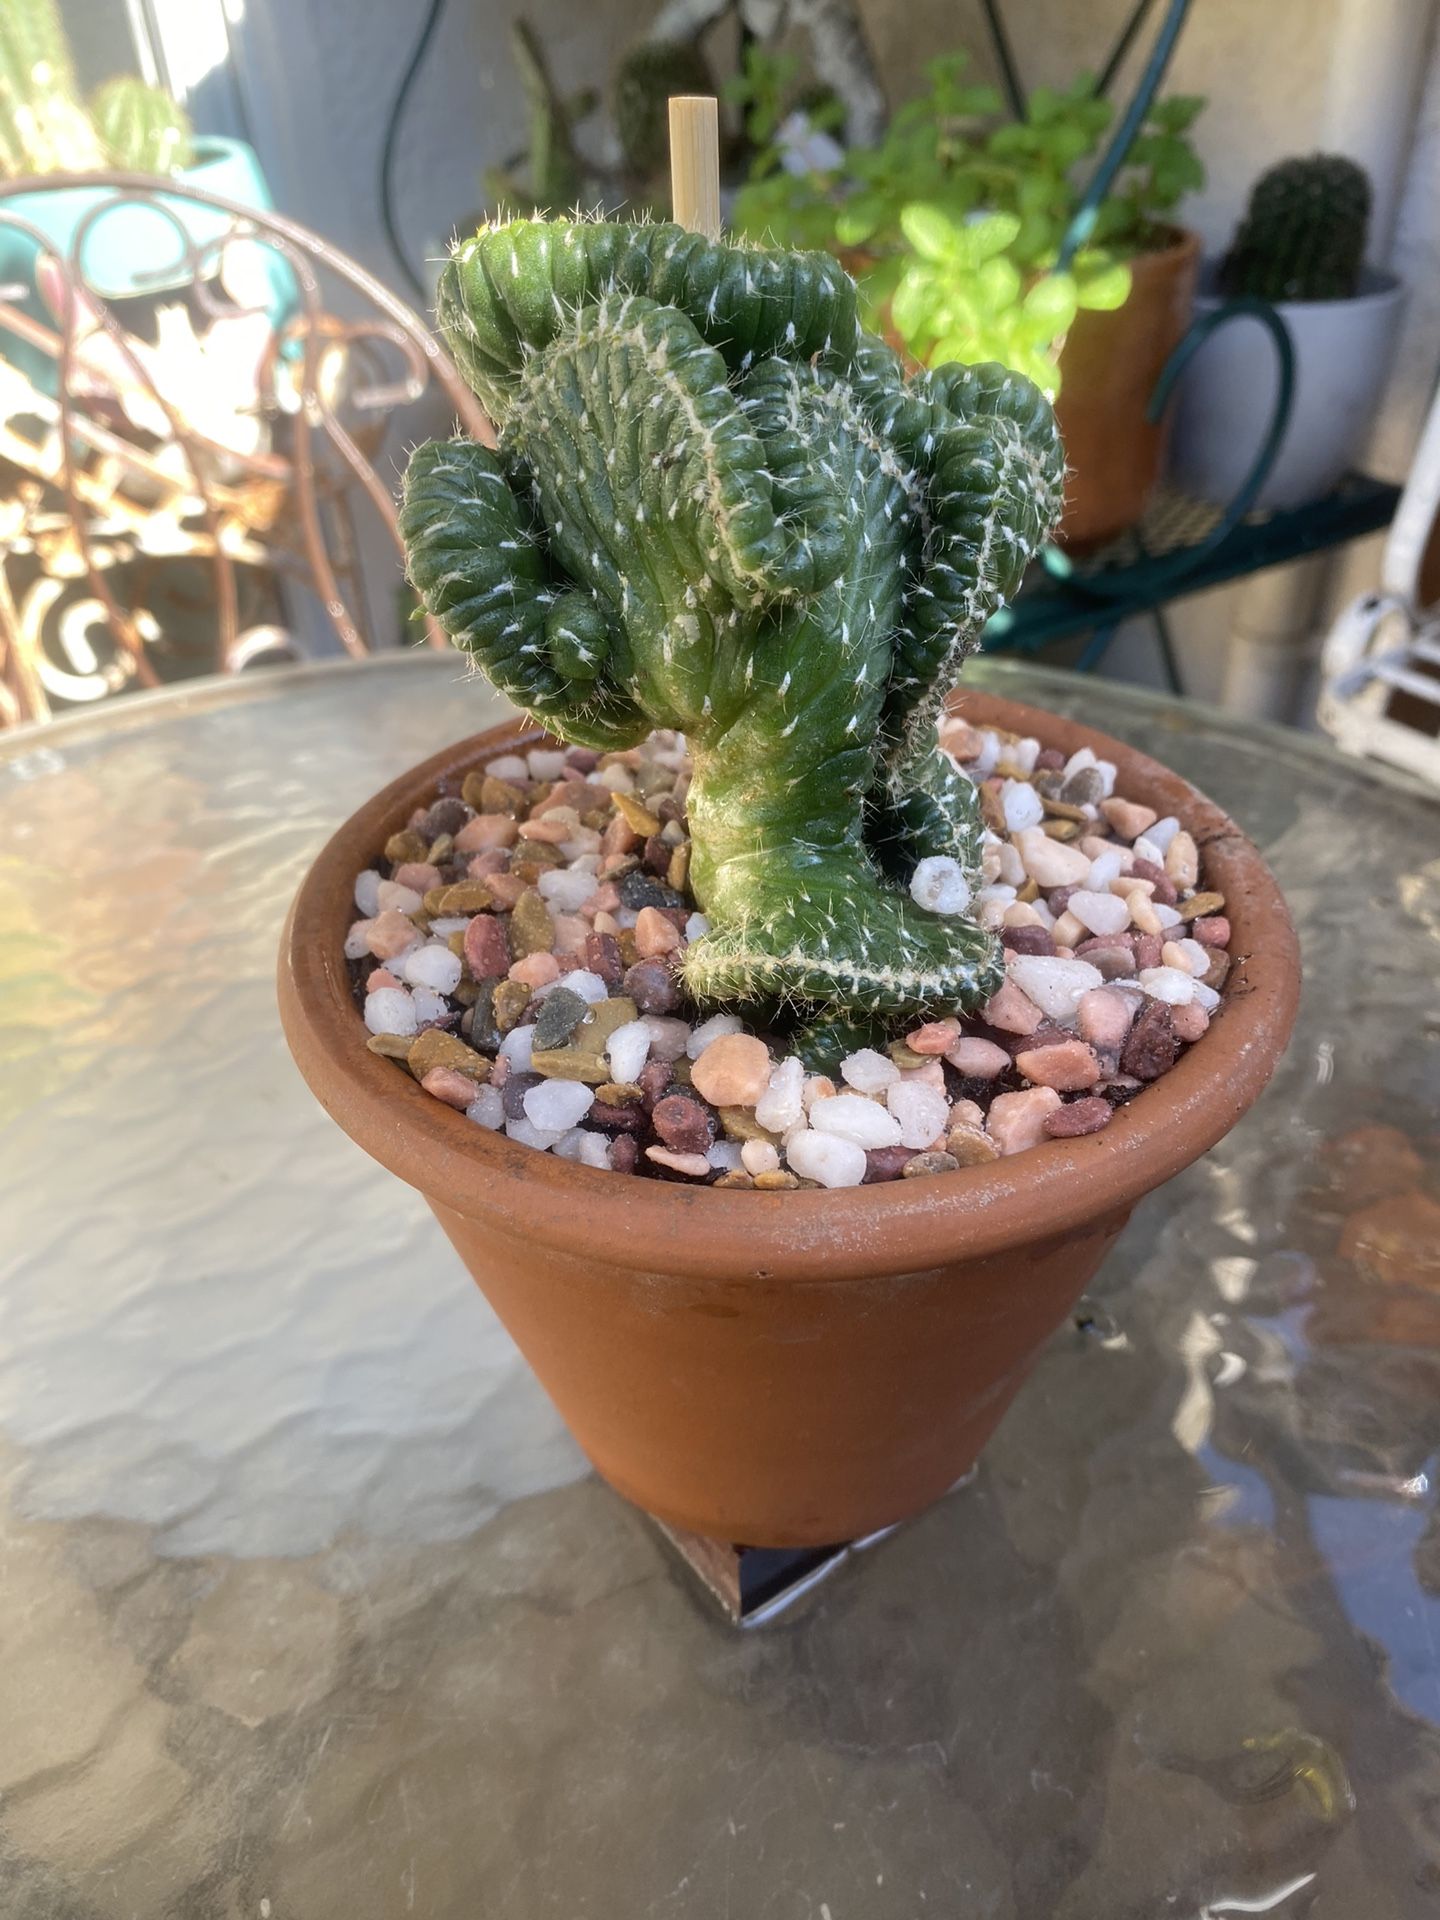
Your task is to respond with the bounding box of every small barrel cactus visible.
[91,74,194,175]
[401,219,1064,1030]
[1219,153,1371,303]
[613,40,714,182]
[0,0,106,178]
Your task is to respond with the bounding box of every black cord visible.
[379,0,448,302]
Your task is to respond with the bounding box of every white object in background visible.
[1167,268,1406,512]
[1318,371,1440,786]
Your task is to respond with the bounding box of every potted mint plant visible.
[279,213,1297,1548]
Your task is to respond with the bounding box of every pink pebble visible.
[601,816,641,855]
[455,814,519,852]
[1170,1000,1210,1042]
[486,872,528,909]
[986,1087,1063,1155]
[1193,915,1230,947]
[421,1067,480,1109]
[468,850,510,878]
[366,967,402,992]
[900,1059,947,1090]
[464,913,511,979]
[907,1019,961,1055]
[1014,1039,1101,1092]
[1044,1096,1114,1139]
[366,908,424,960]
[589,883,622,914]
[551,913,590,953]
[521,816,572,844]
[1077,986,1137,1061]
[950,1098,986,1130]
[392,862,440,892]
[982,979,1044,1036]
[634,906,682,957]
[945,1036,1011,1078]
[510,951,560,988]
[645,1146,712,1178]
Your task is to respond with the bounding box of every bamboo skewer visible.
[668,95,722,239]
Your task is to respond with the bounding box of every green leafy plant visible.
[0,0,194,179]
[401,218,1064,1033]
[1218,152,1370,302]
[732,50,1205,393]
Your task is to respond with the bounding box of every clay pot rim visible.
[278,688,1299,1282]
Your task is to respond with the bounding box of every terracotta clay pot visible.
[1053,227,1200,550]
[278,690,1298,1547]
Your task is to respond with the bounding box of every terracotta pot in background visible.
[1053,227,1200,550]
[278,690,1297,1548]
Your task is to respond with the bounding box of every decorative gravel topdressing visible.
[344,716,1234,1190]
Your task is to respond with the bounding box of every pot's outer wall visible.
[1054,228,1201,550]
[279,689,1299,1545]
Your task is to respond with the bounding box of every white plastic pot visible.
[1166,264,1405,511]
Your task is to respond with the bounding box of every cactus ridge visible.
[404,217,1065,1023]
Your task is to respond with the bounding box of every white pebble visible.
[755,1055,805,1133]
[786,1129,868,1189]
[1193,981,1221,1011]
[427,916,471,936]
[1030,898,1056,930]
[1154,903,1183,930]
[910,856,973,916]
[344,918,375,960]
[526,747,567,781]
[1067,889,1130,937]
[523,1079,595,1131]
[1086,848,1124,891]
[840,1048,899,1094]
[400,942,463,994]
[1146,815,1181,856]
[363,987,417,1036]
[375,880,422,916]
[971,731,1000,777]
[537,868,596,913]
[1094,759,1118,799]
[605,1019,652,1085]
[741,1139,779,1176]
[887,1080,949,1149]
[685,912,711,940]
[809,1092,903,1149]
[687,1012,744,1059]
[1132,835,1163,867]
[557,968,608,1004]
[707,1140,744,1171]
[553,1127,610,1168]
[410,987,450,1025]
[1137,966,1196,1005]
[1063,746,1097,780]
[505,1115,564,1151]
[354,869,382,916]
[498,1023,535,1072]
[466,1085,505,1130]
[593,762,635,793]
[995,840,1026,886]
[999,779,1044,833]
[1169,937,1212,976]
[641,1016,691,1062]
[1006,954,1104,1023]
[1011,736,1041,774]
[485,754,529,781]
[978,884,1017,931]
[612,908,639,930]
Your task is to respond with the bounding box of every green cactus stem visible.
[402,219,1064,1024]
[91,74,194,175]
[1219,153,1371,303]
[0,0,106,178]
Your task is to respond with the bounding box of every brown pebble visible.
[903,1150,961,1178]
[718,1105,781,1144]
[596,1081,644,1105]
[887,1040,929,1070]
[1043,1097,1114,1138]
[408,1027,489,1082]
[1042,795,1090,823]
[1041,817,1083,842]
[753,1169,800,1190]
[613,790,661,836]
[1131,857,1178,906]
[501,1071,542,1119]
[491,978,533,1033]
[863,1145,915,1183]
[583,930,624,987]
[587,1100,646,1133]
[946,1125,1000,1166]
[573,995,639,1056]
[478,774,527,814]
[1203,950,1231,991]
[429,880,493,915]
[652,1094,715,1155]
[611,1136,639,1175]
[637,1060,674,1108]
[365,1032,413,1061]
[713,1170,756,1189]
[1120,1001,1180,1081]
[384,828,428,866]
[667,844,691,892]
[1002,924,1057,957]
[623,958,680,1014]
[508,888,555,958]
[530,1047,612,1084]
[1177,890,1225,922]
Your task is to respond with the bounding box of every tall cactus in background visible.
[0,0,105,178]
[0,0,193,182]
[1219,153,1371,303]
[401,219,1064,1023]
[91,75,194,175]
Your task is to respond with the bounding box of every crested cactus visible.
[1219,153,1371,303]
[91,75,194,175]
[401,219,1064,1026]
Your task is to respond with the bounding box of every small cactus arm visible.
[401,218,1065,1023]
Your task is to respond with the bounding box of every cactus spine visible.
[1220,153,1371,303]
[402,219,1064,1025]
[91,75,194,175]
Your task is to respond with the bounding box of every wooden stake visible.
[668,95,721,239]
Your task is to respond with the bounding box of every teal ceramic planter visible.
[0,137,297,391]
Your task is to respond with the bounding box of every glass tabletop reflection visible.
[2,654,1439,1918]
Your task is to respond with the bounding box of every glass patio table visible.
[3,655,1439,1918]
